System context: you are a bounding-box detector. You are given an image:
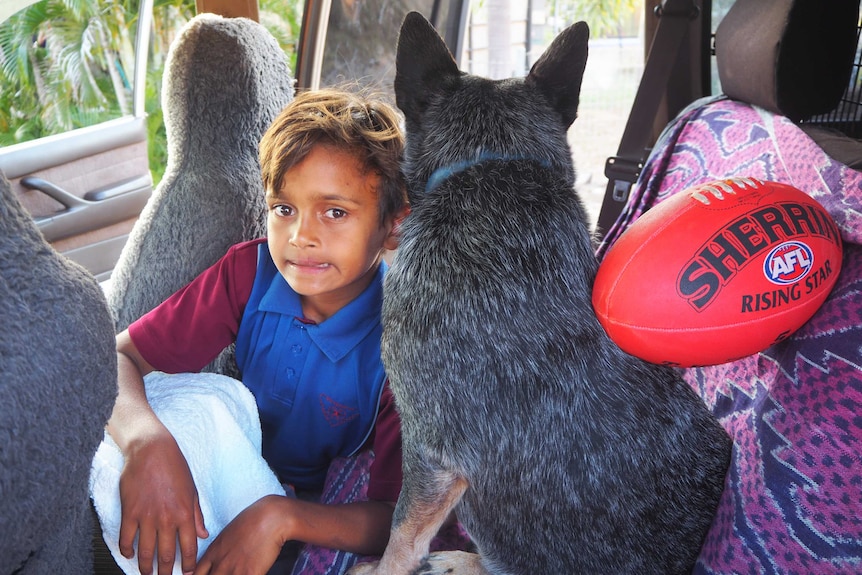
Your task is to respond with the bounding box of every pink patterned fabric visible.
[599,97,862,256]
[600,96,862,574]
[289,452,374,575]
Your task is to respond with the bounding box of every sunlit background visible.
[0,0,655,225]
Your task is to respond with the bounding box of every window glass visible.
[463,0,644,227]
[0,0,145,146]
[317,0,645,227]
[319,0,439,95]
[0,0,302,184]
[260,0,303,73]
[710,0,735,94]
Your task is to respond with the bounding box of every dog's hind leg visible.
[348,456,471,575]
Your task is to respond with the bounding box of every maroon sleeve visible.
[128,239,263,373]
[367,383,403,503]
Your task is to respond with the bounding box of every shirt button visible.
[291,344,302,354]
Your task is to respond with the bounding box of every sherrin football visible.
[592,178,843,367]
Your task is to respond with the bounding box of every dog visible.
[349,12,732,575]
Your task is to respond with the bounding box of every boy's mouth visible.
[288,259,331,272]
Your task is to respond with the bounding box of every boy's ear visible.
[383,206,411,251]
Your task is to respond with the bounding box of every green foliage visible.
[1,0,302,186]
[145,64,168,183]
[0,0,136,142]
[143,0,196,183]
[551,0,641,39]
[260,0,301,71]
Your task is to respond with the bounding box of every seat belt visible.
[596,0,700,238]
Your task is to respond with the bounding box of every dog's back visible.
[383,13,732,574]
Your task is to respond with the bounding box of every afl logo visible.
[764,241,814,285]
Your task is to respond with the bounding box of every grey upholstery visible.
[108,14,295,373]
[715,0,859,122]
[0,170,117,574]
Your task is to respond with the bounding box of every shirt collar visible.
[259,261,386,362]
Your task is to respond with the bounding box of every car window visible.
[0,0,159,282]
[0,0,301,282]
[710,0,735,93]
[319,0,452,92]
[1,0,300,178]
[316,0,644,228]
[0,0,149,146]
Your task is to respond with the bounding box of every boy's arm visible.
[107,330,209,575]
[196,384,403,574]
[105,242,258,575]
[194,495,395,575]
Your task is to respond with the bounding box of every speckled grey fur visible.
[377,12,733,575]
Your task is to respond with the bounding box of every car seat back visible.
[107,13,294,375]
[716,0,858,123]
[0,170,116,574]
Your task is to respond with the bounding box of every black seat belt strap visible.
[596,0,700,238]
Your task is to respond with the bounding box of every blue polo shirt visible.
[235,243,387,490]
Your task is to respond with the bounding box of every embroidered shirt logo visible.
[319,394,359,427]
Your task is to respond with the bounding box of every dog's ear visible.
[395,11,461,123]
[526,21,589,129]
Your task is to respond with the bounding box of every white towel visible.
[90,372,286,575]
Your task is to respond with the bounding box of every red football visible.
[592,178,843,367]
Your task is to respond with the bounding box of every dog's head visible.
[394,12,589,201]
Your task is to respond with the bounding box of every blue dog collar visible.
[424,153,550,194]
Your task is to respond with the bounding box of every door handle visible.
[22,176,89,211]
[22,174,152,242]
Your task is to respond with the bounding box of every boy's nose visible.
[289,215,318,247]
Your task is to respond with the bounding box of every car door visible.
[0,0,154,283]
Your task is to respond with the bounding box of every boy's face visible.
[266,144,400,323]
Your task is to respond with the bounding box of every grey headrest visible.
[109,14,294,334]
[716,0,859,122]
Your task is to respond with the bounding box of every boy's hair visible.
[259,88,408,224]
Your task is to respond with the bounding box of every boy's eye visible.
[326,208,347,219]
[273,204,293,217]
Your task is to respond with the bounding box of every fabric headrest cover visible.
[716,0,859,122]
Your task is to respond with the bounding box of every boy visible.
[105,89,409,575]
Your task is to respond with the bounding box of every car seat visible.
[93,14,295,575]
[597,0,862,572]
[106,12,295,379]
[0,170,117,574]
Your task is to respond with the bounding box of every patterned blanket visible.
[600,96,862,575]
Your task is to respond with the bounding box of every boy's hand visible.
[194,495,288,575]
[118,430,208,575]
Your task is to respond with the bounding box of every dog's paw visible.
[414,551,487,575]
[346,561,379,575]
